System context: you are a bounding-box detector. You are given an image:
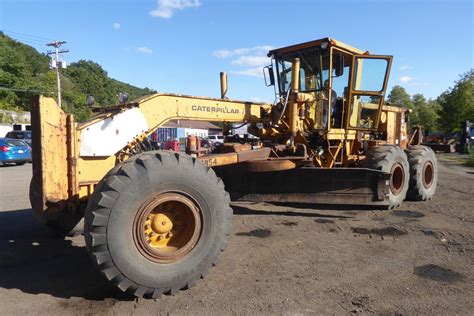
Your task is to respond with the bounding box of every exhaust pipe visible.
[220,72,228,99]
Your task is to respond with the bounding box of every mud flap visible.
[214,165,391,207]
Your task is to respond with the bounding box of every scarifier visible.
[29,38,438,298]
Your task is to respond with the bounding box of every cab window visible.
[276,48,330,95]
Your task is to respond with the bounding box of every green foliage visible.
[0,33,50,110]
[410,94,440,132]
[387,85,413,109]
[387,86,440,131]
[0,33,155,121]
[64,60,155,107]
[437,70,474,132]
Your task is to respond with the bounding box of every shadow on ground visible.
[0,208,133,301]
[231,204,354,219]
[234,201,384,211]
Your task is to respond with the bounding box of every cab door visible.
[345,55,392,131]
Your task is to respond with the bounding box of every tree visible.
[411,94,440,131]
[437,70,474,132]
[0,34,155,121]
[387,85,413,109]
[387,87,441,131]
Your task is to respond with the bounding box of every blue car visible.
[0,138,31,166]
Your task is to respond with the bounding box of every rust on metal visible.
[422,161,434,189]
[198,147,271,167]
[389,163,405,195]
[244,157,309,172]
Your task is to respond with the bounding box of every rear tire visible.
[364,145,409,209]
[16,161,27,166]
[84,151,232,298]
[406,145,438,201]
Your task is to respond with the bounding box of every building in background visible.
[154,120,222,143]
[0,109,31,137]
[230,123,261,138]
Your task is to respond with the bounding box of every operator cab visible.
[265,38,392,132]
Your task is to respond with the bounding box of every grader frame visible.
[29,38,438,298]
[30,38,407,225]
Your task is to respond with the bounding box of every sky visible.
[0,0,473,103]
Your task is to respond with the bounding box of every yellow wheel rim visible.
[133,192,202,263]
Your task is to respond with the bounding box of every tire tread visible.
[84,150,232,298]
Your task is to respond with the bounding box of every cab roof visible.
[267,37,366,57]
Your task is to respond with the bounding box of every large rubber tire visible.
[406,145,438,201]
[15,161,27,166]
[364,145,410,209]
[84,151,232,298]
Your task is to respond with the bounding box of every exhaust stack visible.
[220,72,228,99]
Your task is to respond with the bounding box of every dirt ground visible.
[0,156,473,315]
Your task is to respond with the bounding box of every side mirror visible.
[263,65,275,86]
[334,54,344,77]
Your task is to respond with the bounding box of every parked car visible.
[0,138,32,166]
[207,135,224,145]
[4,130,32,146]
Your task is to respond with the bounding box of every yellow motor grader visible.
[29,37,437,298]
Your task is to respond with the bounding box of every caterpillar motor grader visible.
[29,37,438,298]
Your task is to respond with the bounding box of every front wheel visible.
[84,151,232,298]
[364,145,410,209]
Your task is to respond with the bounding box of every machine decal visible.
[192,105,240,115]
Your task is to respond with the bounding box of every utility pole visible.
[47,41,69,108]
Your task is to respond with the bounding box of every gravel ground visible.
[0,156,473,315]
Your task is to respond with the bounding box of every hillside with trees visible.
[0,33,155,121]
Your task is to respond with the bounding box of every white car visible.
[207,135,224,145]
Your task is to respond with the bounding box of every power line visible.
[1,29,54,42]
[4,35,46,44]
[0,86,52,94]
[8,37,46,47]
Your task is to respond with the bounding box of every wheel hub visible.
[390,163,405,195]
[133,192,202,263]
[151,213,173,234]
[422,161,434,189]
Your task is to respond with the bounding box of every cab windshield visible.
[275,48,330,95]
